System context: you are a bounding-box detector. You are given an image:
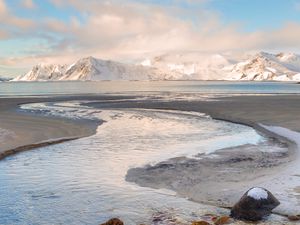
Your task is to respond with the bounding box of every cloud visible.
[41,0,265,59]
[0,0,7,15]
[265,22,300,48]
[0,30,9,39]
[0,0,35,33]
[2,0,300,77]
[21,0,37,9]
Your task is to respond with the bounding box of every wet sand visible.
[113,94,300,218]
[0,95,143,159]
[0,96,103,159]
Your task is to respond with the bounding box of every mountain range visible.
[12,52,300,81]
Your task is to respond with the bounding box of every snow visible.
[12,51,300,81]
[166,63,195,75]
[266,67,277,73]
[260,124,300,146]
[141,59,151,67]
[273,75,291,81]
[257,124,300,215]
[247,187,268,200]
[13,57,182,81]
[292,73,300,81]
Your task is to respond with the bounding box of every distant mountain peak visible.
[12,52,300,82]
[13,56,182,81]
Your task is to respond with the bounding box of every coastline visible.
[1,94,300,222]
[0,96,101,160]
[115,95,300,218]
[0,94,140,160]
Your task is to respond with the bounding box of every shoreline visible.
[1,94,300,222]
[0,96,105,160]
[0,94,141,161]
[0,136,79,160]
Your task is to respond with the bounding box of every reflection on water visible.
[0,102,278,224]
[1,81,300,96]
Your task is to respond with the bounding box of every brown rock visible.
[230,187,280,221]
[214,216,231,225]
[100,218,124,225]
[288,215,300,221]
[191,221,211,225]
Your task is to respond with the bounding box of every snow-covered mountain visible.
[14,63,68,81]
[225,52,300,81]
[13,52,300,81]
[142,51,300,81]
[13,57,182,81]
[141,52,234,80]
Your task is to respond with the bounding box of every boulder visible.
[230,187,280,221]
[100,218,124,225]
[213,216,231,225]
[191,221,211,225]
[288,215,300,221]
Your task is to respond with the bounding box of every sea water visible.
[0,81,300,96]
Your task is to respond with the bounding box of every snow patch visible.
[260,124,300,146]
[247,187,268,200]
[141,59,151,67]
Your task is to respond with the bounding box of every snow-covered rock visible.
[247,187,268,200]
[13,63,67,81]
[231,187,280,221]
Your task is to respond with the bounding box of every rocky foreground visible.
[100,187,299,224]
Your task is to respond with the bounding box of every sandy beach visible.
[1,94,300,223]
[0,95,140,159]
[0,96,101,159]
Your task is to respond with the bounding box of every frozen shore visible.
[1,94,300,224]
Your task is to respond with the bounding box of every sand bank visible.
[0,95,141,159]
[0,96,103,159]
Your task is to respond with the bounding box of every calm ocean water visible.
[0,81,300,96]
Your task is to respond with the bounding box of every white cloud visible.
[40,1,265,59]
[2,0,300,77]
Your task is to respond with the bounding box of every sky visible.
[1,0,300,77]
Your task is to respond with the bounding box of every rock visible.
[100,218,124,225]
[288,215,300,221]
[230,187,280,221]
[213,216,231,225]
[191,221,211,225]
